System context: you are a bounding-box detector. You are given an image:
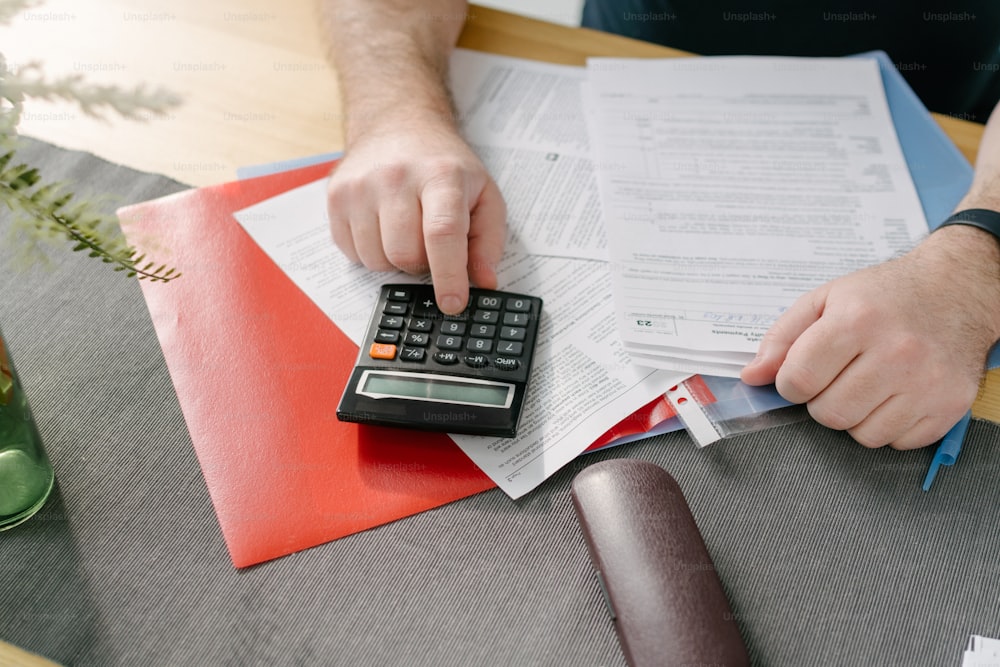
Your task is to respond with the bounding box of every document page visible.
[587,56,929,376]
[234,180,684,499]
[449,49,607,261]
[963,635,1000,666]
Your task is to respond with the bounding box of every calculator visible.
[336,284,543,438]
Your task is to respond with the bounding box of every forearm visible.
[318,0,469,145]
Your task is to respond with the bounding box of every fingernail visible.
[440,295,463,314]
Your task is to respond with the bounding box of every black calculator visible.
[336,284,543,438]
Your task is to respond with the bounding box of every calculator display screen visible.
[358,371,514,408]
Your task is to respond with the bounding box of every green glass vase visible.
[0,329,54,530]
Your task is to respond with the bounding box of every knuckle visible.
[326,174,369,208]
[375,162,409,190]
[775,363,820,402]
[326,180,351,212]
[431,267,465,286]
[839,301,880,330]
[424,157,468,183]
[384,247,427,275]
[849,428,888,450]
[355,249,393,272]
[807,401,855,432]
[424,207,467,238]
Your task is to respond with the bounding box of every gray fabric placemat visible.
[1,136,998,666]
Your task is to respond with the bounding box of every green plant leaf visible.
[0,147,181,283]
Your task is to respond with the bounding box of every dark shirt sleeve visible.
[581,0,1000,123]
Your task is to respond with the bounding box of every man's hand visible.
[741,225,1000,449]
[326,117,506,315]
[319,0,489,314]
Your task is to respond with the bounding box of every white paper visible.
[962,634,1000,666]
[587,56,929,377]
[234,50,688,499]
[450,49,607,261]
[234,180,683,498]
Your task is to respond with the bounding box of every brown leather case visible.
[571,459,750,667]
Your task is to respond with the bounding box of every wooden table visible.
[0,2,994,663]
[4,1,985,179]
[10,0,996,418]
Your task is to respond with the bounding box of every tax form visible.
[586,57,929,377]
[234,182,682,499]
[234,50,686,499]
[450,49,607,261]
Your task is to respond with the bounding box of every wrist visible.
[921,221,1000,342]
[935,208,1000,248]
[346,105,457,146]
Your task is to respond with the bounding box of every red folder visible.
[118,162,675,568]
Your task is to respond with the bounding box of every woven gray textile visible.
[1,137,998,666]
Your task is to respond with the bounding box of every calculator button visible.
[379,315,405,330]
[375,330,400,344]
[437,335,463,350]
[440,321,466,335]
[433,351,459,365]
[505,297,531,312]
[405,332,430,346]
[469,323,496,338]
[494,357,520,372]
[413,298,441,317]
[387,288,411,302]
[477,294,503,309]
[400,347,426,362]
[384,302,408,315]
[499,326,525,341]
[473,310,499,324]
[503,312,530,326]
[466,338,493,353]
[464,354,489,368]
[369,343,397,360]
[496,341,523,356]
[409,319,433,332]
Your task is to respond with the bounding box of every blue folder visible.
[862,50,975,229]
[236,151,343,180]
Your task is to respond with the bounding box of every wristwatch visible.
[935,208,1000,243]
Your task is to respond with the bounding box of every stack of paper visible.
[128,47,986,565]
[586,56,930,377]
[234,50,690,500]
[231,49,972,497]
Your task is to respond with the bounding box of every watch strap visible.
[936,208,1000,241]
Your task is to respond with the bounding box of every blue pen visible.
[922,410,972,491]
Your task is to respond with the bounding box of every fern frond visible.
[0,151,180,282]
[1,64,182,121]
[0,0,183,282]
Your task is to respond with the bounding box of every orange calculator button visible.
[369,343,397,360]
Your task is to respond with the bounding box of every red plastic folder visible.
[118,162,674,568]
